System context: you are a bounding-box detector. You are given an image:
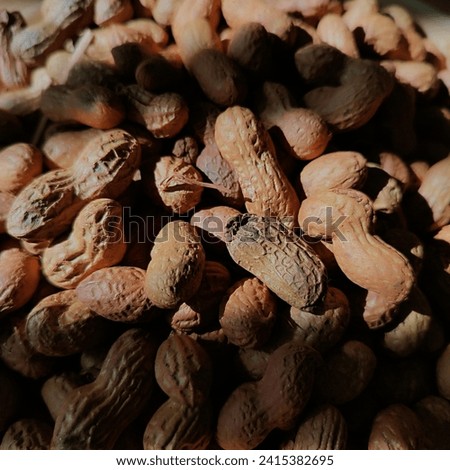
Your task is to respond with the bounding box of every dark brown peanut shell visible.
[51,328,159,449]
[282,404,348,450]
[0,419,53,450]
[368,404,424,450]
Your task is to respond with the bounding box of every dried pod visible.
[368,404,424,450]
[1,419,53,450]
[144,221,206,309]
[25,290,111,357]
[282,404,347,450]
[290,287,350,353]
[224,214,327,311]
[300,151,367,197]
[76,266,157,322]
[219,277,277,349]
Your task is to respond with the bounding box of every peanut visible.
[1,419,53,450]
[52,328,159,449]
[216,342,318,449]
[144,221,206,309]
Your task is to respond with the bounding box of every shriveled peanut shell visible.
[224,214,327,311]
[437,344,450,401]
[1,419,53,450]
[290,287,350,353]
[414,396,450,450]
[143,401,211,450]
[155,334,212,406]
[76,266,156,322]
[368,404,424,450]
[145,221,206,309]
[122,85,189,138]
[215,106,300,228]
[301,151,367,196]
[170,261,231,332]
[315,340,377,405]
[219,277,277,349]
[42,198,126,289]
[0,144,43,194]
[282,404,347,450]
[0,245,40,317]
[25,290,111,357]
[143,156,203,214]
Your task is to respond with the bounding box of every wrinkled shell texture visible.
[0,0,449,453]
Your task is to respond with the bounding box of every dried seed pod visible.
[25,290,111,357]
[0,244,40,317]
[42,198,126,289]
[224,214,327,312]
[215,106,300,228]
[290,287,350,353]
[191,206,241,242]
[143,156,203,214]
[414,396,450,450]
[0,144,43,194]
[52,328,159,449]
[7,129,140,243]
[217,342,318,449]
[170,261,231,332]
[76,266,157,322]
[122,84,189,138]
[282,404,347,450]
[144,221,206,309]
[315,340,377,405]
[257,82,331,161]
[1,419,53,450]
[300,151,367,197]
[219,277,277,349]
[368,404,424,450]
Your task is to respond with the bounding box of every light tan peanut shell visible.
[215,106,300,229]
[144,221,206,309]
[76,266,157,322]
[42,198,126,289]
[298,189,415,328]
[300,151,367,196]
[224,214,327,312]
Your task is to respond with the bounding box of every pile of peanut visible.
[0,0,449,450]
